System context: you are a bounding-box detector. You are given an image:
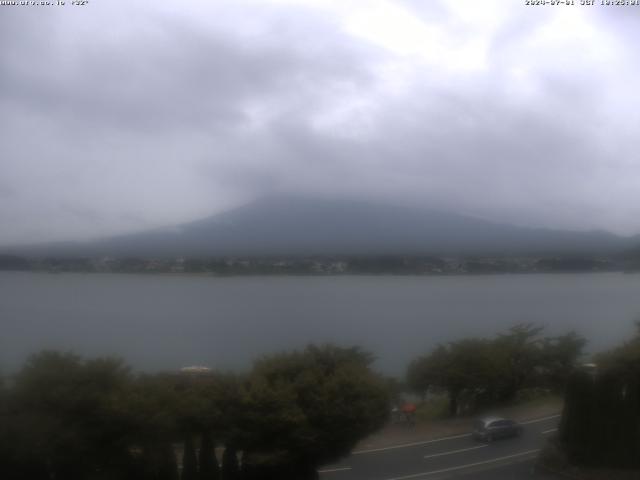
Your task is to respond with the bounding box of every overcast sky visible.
[2,0,640,246]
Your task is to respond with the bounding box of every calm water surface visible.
[1,272,639,375]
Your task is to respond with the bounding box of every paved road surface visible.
[318,415,560,480]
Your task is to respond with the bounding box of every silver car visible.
[472,417,523,442]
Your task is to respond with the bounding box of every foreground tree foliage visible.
[2,352,137,480]
[407,324,585,416]
[198,432,220,480]
[407,340,497,416]
[0,345,389,480]
[237,345,390,479]
[559,324,640,468]
[221,445,240,480]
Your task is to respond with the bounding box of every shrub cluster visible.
[0,345,389,480]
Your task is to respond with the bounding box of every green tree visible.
[198,432,219,480]
[124,373,185,480]
[538,331,586,391]
[221,445,239,480]
[492,323,544,401]
[7,351,136,480]
[0,373,12,475]
[237,345,390,479]
[156,442,180,480]
[406,339,499,416]
[406,324,582,416]
[182,435,197,480]
[595,321,640,373]
[558,324,640,468]
[406,356,433,400]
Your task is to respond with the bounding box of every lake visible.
[1,272,639,375]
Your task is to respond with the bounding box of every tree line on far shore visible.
[0,253,626,275]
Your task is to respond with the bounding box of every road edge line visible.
[318,467,352,474]
[384,449,541,480]
[352,413,561,455]
[352,433,472,455]
[423,444,487,459]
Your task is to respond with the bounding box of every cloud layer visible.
[2,0,640,245]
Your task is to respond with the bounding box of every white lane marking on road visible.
[383,449,541,480]
[520,414,561,425]
[352,433,472,455]
[352,414,560,455]
[423,444,487,459]
[318,467,352,473]
[542,428,558,434]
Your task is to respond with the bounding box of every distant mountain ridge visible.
[7,195,639,258]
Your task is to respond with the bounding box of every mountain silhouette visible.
[8,195,637,257]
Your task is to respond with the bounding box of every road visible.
[318,415,561,480]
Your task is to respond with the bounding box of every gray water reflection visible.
[1,272,639,375]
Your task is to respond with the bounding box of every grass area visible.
[511,389,563,413]
[414,396,449,423]
[411,389,563,425]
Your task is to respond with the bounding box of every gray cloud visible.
[1,0,640,245]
